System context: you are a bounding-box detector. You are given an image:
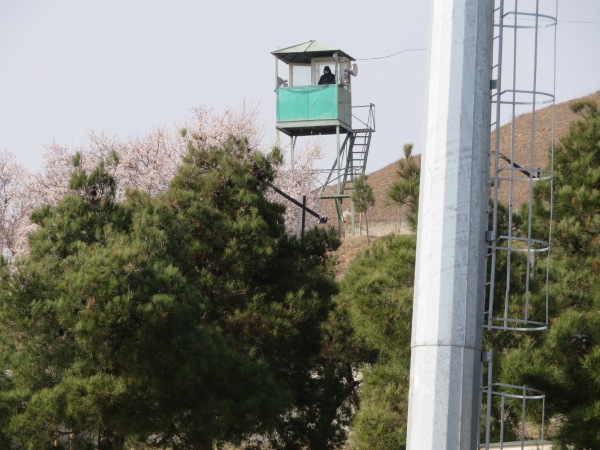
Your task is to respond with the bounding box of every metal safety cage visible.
[479,350,547,450]
[481,383,547,450]
[485,0,558,332]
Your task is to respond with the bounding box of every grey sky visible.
[0,1,598,173]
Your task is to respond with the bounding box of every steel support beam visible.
[406,0,494,448]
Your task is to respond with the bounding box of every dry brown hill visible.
[328,90,600,278]
[320,90,600,241]
[317,159,415,237]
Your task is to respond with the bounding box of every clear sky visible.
[0,1,598,173]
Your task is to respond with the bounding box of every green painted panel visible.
[277,85,338,122]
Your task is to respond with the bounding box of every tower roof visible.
[272,40,355,64]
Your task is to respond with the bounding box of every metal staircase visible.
[318,104,375,232]
[346,129,372,184]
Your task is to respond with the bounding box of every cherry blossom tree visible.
[0,151,37,260]
[30,103,267,202]
[3,103,325,258]
[269,138,325,234]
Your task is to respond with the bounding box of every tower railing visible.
[317,103,376,196]
[351,103,376,132]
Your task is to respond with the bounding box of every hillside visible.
[320,90,600,241]
[328,90,600,278]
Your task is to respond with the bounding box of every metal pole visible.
[521,385,527,446]
[336,125,342,235]
[291,136,296,168]
[500,395,506,447]
[274,56,278,89]
[268,183,327,224]
[351,192,355,237]
[406,0,494,448]
[485,350,494,449]
[488,0,506,330]
[275,56,281,152]
[300,195,306,236]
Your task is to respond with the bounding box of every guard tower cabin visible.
[272,40,356,137]
[273,41,373,235]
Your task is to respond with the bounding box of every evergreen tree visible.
[0,136,341,449]
[387,143,420,233]
[351,174,375,243]
[497,100,600,449]
[337,235,416,450]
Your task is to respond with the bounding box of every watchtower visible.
[272,40,375,233]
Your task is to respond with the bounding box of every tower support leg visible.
[290,136,297,167]
[335,125,343,235]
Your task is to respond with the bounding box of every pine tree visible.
[0,136,342,449]
[497,100,600,449]
[351,174,375,243]
[337,235,416,450]
[387,143,420,233]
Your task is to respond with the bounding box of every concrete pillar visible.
[406,0,494,449]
